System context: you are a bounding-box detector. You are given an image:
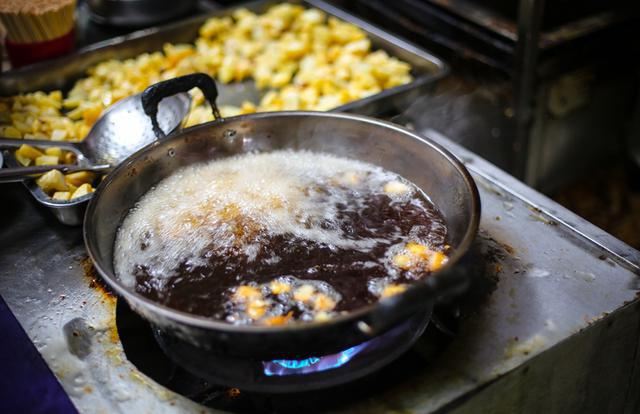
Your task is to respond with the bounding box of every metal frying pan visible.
[84,73,480,359]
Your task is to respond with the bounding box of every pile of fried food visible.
[0,3,413,201]
[14,143,95,200]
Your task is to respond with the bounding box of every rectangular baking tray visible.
[0,0,449,226]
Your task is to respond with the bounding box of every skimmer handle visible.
[141,73,221,139]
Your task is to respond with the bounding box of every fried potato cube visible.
[2,126,21,138]
[50,130,67,141]
[313,293,336,311]
[52,191,71,201]
[16,144,43,160]
[44,147,63,157]
[15,153,31,166]
[381,284,407,298]
[314,311,332,322]
[36,170,68,193]
[70,183,94,199]
[35,155,59,166]
[64,171,95,187]
[428,251,448,271]
[383,180,410,195]
[233,285,262,303]
[263,312,293,326]
[247,301,267,319]
[392,253,412,270]
[406,242,430,258]
[82,105,102,126]
[269,280,291,295]
[293,284,315,303]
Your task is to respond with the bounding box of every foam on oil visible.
[113,150,435,289]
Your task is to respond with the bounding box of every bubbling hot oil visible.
[113,150,449,325]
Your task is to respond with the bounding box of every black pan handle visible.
[141,73,221,139]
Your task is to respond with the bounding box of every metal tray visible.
[0,0,449,226]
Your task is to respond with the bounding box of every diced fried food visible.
[392,242,449,272]
[269,279,291,295]
[233,285,262,302]
[383,180,410,195]
[262,312,293,326]
[293,284,315,302]
[15,152,31,166]
[64,171,95,187]
[36,170,68,193]
[314,311,332,322]
[406,242,429,258]
[313,293,336,311]
[1,3,413,145]
[70,183,95,199]
[15,144,43,161]
[381,283,407,298]
[2,3,414,205]
[52,191,71,201]
[44,147,63,157]
[246,301,267,319]
[35,155,59,166]
[392,253,412,270]
[428,251,448,271]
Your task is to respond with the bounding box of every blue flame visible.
[263,342,368,376]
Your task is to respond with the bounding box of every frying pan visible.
[84,73,480,359]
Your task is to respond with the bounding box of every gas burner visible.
[152,308,432,393]
[116,298,457,412]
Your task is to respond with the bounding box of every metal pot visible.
[84,74,480,359]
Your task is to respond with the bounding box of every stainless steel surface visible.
[87,0,197,28]
[0,0,448,118]
[1,91,190,226]
[0,163,111,184]
[1,127,638,412]
[84,111,480,356]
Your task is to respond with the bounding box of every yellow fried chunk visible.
[429,251,448,271]
[383,180,410,195]
[406,242,429,258]
[381,284,407,298]
[269,279,291,295]
[15,153,31,166]
[15,144,43,160]
[70,183,94,199]
[247,301,267,319]
[392,242,449,272]
[52,191,71,201]
[2,126,21,138]
[262,312,293,326]
[313,293,336,311]
[233,285,262,303]
[64,171,95,187]
[35,155,59,166]
[36,170,68,193]
[293,284,315,302]
[392,253,413,270]
[44,147,63,157]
